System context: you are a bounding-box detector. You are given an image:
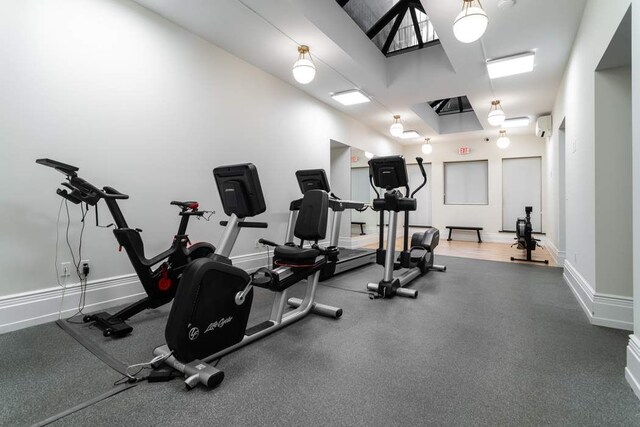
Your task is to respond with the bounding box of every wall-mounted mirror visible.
[350,148,378,238]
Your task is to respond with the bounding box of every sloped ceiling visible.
[131,0,587,144]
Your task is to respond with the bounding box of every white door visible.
[502,157,542,231]
[407,163,432,226]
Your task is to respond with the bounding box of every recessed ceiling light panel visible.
[487,52,535,79]
[502,117,531,128]
[399,130,421,139]
[331,89,371,106]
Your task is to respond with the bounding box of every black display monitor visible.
[295,169,331,194]
[213,163,267,218]
[368,155,408,190]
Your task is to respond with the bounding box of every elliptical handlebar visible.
[369,173,380,198]
[410,157,428,198]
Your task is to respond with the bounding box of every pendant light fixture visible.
[496,130,510,149]
[487,100,506,126]
[453,0,489,43]
[390,115,403,137]
[421,138,433,155]
[292,45,316,84]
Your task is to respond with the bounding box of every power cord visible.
[113,351,175,385]
[62,200,91,323]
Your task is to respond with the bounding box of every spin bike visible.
[153,163,342,389]
[367,156,446,299]
[510,206,548,264]
[37,159,217,337]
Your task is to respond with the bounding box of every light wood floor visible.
[364,238,556,267]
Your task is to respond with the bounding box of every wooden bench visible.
[352,222,366,235]
[446,226,483,243]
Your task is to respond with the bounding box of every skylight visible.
[428,96,474,116]
[338,0,439,56]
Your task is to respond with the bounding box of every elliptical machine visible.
[367,156,446,299]
[510,206,548,264]
[153,163,342,389]
[37,158,216,337]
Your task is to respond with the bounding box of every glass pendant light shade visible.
[453,0,489,43]
[421,138,433,154]
[292,45,316,84]
[488,100,506,126]
[390,115,403,137]
[496,130,510,149]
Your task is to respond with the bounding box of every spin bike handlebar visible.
[37,158,129,205]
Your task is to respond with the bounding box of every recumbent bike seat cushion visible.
[273,246,319,265]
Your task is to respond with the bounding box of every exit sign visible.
[458,147,470,155]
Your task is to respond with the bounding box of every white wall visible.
[634,0,640,345]
[594,66,632,298]
[626,0,640,401]
[0,0,400,302]
[329,144,352,239]
[403,135,545,242]
[545,0,631,288]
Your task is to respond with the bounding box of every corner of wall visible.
[563,260,633,330]
[626,335,640,399]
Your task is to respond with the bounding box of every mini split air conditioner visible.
[536,116,552,137]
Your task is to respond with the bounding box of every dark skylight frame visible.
[428,96,474,116]
[337,0,440,56]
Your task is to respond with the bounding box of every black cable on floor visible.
[319,282,374,297]
[32,383,137,426]
[55,320,129,376]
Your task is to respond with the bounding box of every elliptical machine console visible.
[36,158,216,337]
[367,155,446,299]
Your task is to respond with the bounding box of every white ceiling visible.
[131,0,587,145]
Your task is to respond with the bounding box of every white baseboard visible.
[563,260,633,330]
[626,335,640,400]
[545,239,566,266]
[340,234,378,249]
[0,251,271,335]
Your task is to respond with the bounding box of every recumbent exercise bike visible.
[37,158,217,337]
[153,163,342,389]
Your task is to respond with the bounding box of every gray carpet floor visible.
[2,255,639,426]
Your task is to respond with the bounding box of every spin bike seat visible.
[171,200,199,209]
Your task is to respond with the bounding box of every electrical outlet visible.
[81,259,90,276]
[60,262,71,277]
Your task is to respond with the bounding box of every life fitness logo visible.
[188,316,233,341]
[188,327,200,341]
[205,316,233,333]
